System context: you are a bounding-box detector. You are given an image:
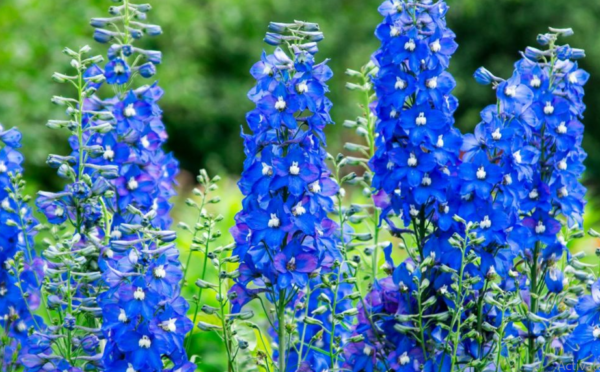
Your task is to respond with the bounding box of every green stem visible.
[528,241,541,364]
[296,285,312,369]
[218,260,235,372]
[185,220,212,352]
[278,295,287,372]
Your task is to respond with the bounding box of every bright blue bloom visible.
[105,58,131,85]
[233,22,347,371]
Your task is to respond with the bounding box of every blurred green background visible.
[1,0,600,189]
[2,0,600,370]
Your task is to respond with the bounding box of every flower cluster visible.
[87,2,191,371]
[0,126,42,370]
[231,21,351,371]
[346,1,467,370]
[17,45,116,372]
[12,0,188,370]
[345,1,592,371]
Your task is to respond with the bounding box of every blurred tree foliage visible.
[1,0,599,190]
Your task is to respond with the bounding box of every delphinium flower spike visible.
[87,1,192,370]
[231,21,350,371]
[19,44,114,371]
[472,28,590,368]
[0,126,43,370]
[343,1,466,370]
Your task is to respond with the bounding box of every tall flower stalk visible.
[231,21,348,372]
[0,127,42,371]
[87,1,191,370]
[473,28,589,369]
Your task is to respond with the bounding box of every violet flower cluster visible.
[0,127,42,371]
[87,2,192,371]
[230,21,352,372]
[9,1,188,371]
[343,1,593,371]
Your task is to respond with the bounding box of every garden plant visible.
[0,0,598,371]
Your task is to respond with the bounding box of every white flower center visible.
[133,287,146,301]
[126,364,137,372]
[399,352,410,365]
[395,77,407,90]
[569,73,578,84]
[275,96,287,111]
[138,335,152,349]
[430,40,441,53]
[1,198,9,210]
[390,108,398,119]
[127,177,139,190]
[268,213,280,228]
[426,77,438,89]
[529,188,539,199]
[141,136,150,148]
[415,112,427,126]
[436,135,444,148]
[105,248,114,258]
[390,26,400,37]
[16,321,26,332]
[535,221,546,234]
[481,215,492,229]
[492,129,502,140]
[558,186,569,198]
[263,65,273,76]
[118,309,128,323]
[409,205,419,217]
[421,173,432,186]
[0,162,6,173]
[557,122,567,134]
[289,161,300,175]
[503,174,513,185]
[505,85,517,97]
[262,162,273,176]
[309,181,321,193]
[55,206,64,217]
[558,159,567,170]
[530,76,541,88]
[296,82,308,94]
[161,318,177,332]
[124,104,137,118]
[594,328,600,339]
[114,64,125,74]
[476,166,487,180]
[103,145,115,161]
[407,153,417,167]
[387,160,395,170]
[404,38,416,51]
[154,265,166,278]
[513,150,522,164]
[544,102,555,115]
[363,345,373,355]
[294,202,306,216]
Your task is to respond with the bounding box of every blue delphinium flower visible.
[347,1,465,369]
[87,2,192,371]
[0,125,43,371]
[231,21,349,371]
[499,30,587,365]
